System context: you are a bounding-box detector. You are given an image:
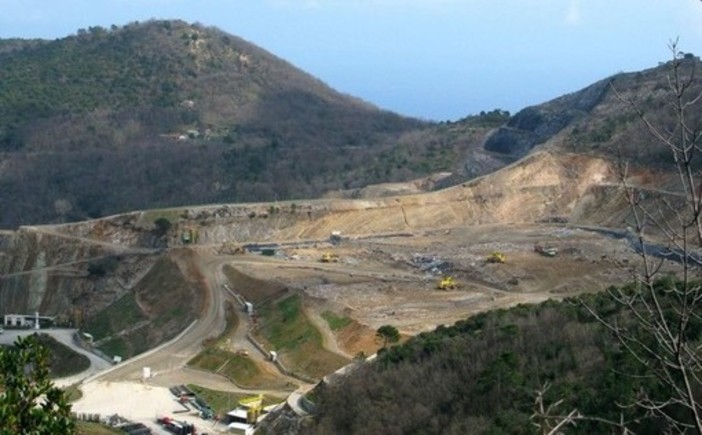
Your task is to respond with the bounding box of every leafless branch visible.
[582,42,702,433]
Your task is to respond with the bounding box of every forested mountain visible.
[1,18,697,229]
[0,20,504,228]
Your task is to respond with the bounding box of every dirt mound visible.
[335,320,380,357]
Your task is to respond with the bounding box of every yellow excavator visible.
[486,252,506,263]
[437,276,458,290]
[321,252,339,263]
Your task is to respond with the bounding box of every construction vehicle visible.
[437,276,458,290]
[180,226,199,244]
[156,416,196,434]
[534,244,558,257]
[320,252,339,263]
[239,394,264,424]
[486,252,506,263]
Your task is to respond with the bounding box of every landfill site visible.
[62,223,652,434]
[0,151,686,433]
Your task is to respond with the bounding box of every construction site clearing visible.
[232,223,666,335]
[57,219,683,434]
[14,152,691,433]
[30,216,682,435]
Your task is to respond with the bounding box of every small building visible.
[3,313,55,329]
[226,407,255,435]
[227,421,255,435]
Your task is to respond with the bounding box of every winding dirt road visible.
[91,248,306,394]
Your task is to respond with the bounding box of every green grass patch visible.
[259,294,313,351]
[31,334,91,378]
[84,293,146,341]
[256,294,350,379]
[121,325,150,356]
[187,384,285,418]
[188,347,291,390]
[220,353,260,382]
[188,347,227,372]
[76,421,123,435]
[321,311,352,331]
[63,383,83,403]
[98,336,128,359]
[188,303,292,389]
[154,306,187,327]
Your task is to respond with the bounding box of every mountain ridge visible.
[0,19,697,229]
[0,19,453,228]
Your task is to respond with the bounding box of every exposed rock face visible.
[0,226,156,319]
[255,404,311,435]
[484,79,610,158]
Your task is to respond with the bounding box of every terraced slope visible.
[39,151,613,247]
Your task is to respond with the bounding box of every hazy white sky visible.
[0,0,700,120]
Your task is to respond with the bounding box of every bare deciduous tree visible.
[533,41,702,434]
[602,41,702,433]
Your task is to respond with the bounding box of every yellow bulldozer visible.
[437,276,458,290]
[320,252,339,263]
[486,251,506,263]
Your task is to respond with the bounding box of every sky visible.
[0,0,701,121]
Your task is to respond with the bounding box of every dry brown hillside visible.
[46,151,614,246]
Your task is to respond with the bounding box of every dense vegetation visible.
[0,335,74,433]
[35,333,92,378]
[0,333,91,378]
[303,279,697,434]
[0,19,501,228]
[84,256,202,359]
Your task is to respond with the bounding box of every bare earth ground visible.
[228,223,649,336]
[72,381,230,434]
[58,220,669,434]
[53,152,684,431]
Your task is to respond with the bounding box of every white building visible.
[3,313,55,329]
